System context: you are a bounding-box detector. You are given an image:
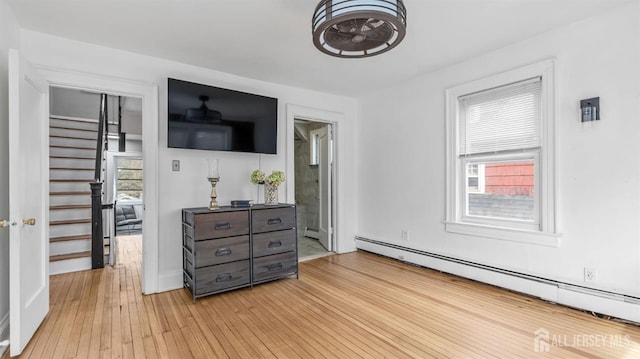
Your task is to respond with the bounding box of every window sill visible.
[444,221,561,247]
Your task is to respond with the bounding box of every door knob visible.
[22,218,36,226]
[0,220,16,228]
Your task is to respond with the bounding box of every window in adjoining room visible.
[116,158,143,199]
[445,60,559,246]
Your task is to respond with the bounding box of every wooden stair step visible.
[50,191,91,196]
[50,125,98,133]
[50,219,92,226]
[50,234,92,243]
[50,251,92,262]
[50,155,95,160]
[50,135,96,141]
[50,145,96,150]
[50,179,94,183]
[50,116,98,124]
[50,204,92,210]
[50,167,94,171]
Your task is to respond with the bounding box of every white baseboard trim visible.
[0,311,9,357]
[356,236,640,324]
[157,270,183,293]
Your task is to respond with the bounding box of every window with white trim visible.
[466,164,485,194]
[445,60,558,246]
[116,158,143,199]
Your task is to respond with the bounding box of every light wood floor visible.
[6,236,640,358]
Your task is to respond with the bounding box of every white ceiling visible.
[8,0,631,97]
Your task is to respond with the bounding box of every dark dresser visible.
[182,204,298,302]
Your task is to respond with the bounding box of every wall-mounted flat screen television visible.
[168,78,278,154]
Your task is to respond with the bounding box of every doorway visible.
[109,155,143,267]
[49,87,144,272]
[294,119,334,260]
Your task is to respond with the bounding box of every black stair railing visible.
[91,93,108,269]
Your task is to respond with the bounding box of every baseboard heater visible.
[355,236,640,306]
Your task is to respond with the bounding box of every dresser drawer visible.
[194,235,249,267]
[252,252,297,282]
[252,207,296,233]
[253,229,296,258]
[193,211,249,240]
[195,260,250,295]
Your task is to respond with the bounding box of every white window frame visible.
[445,59,560,247]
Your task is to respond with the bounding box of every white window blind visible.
[459,77,541,156]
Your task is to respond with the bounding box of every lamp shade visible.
[208,159,220,179]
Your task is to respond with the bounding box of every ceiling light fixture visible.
[312,0,407,58]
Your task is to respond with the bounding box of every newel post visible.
[91,182,104,269]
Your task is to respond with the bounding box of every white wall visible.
[0,0,21,349]
[20,30,359,291]
[357,1,640,300]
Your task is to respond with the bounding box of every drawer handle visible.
[215,248,232,256]
[216,273,233,282]
[266,263,283,272]
[215,222,231,230]
[267,218,282,225]
[268,240,282,248]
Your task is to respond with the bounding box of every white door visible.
[8,49,50,356]
[313,125,332,251]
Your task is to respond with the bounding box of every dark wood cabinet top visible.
[183,203,295,216]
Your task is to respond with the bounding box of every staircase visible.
[49,116,100,275]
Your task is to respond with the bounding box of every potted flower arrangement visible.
[251,170,285,205]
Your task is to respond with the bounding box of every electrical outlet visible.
[172,160,180,171]
[401,229,409,241]
[584,267,597,282]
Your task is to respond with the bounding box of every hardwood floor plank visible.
[209,291,276,358]
[121,342,134,359]
[197,298,250,358]
[110,265,123,359]
[124,266,146,359]
[20,274,71,358]
[302,260,503,357]
[78,271,103,358]
[180,324,219,358]
[166,326,196,358]
[233,291,319,358]
[182,302,231,358]
[96,269,113,354]
[119,267,132,341]
[42,276,82,358]
[62,272,91,358]
[229,290,313,358]
[274,281,407,358]
[149,333,169,359]
[249,280,368,357]
[7,237,640,359]
[287,275,439,358]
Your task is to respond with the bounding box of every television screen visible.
[168,78,278,154]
